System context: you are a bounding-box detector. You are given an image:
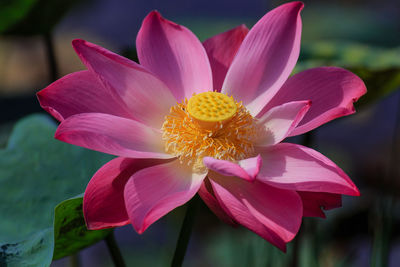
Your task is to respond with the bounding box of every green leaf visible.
[296,42,400,108]
[53,195,111,260]
[0,114,113,266]
[0,229,53,267]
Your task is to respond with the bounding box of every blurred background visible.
[0,0,400,266]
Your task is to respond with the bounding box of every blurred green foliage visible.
[202,213,362,267]
[296,42,400,108]
[0,0,85,35]
[205,228,293,267]
[0,0,36,33]
[0,114,112,266]
[300,4,400,47]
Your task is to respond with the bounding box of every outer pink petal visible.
[203,155,262,182]
[209,172,302,251]
[198,179,238,226]
[124,160,206,233]
[72,39,176,129]
[256,100,311,146]
[55,113,172,159]
[298,191,342,218]
[137,11,212,101]
[258,143,360,196]
[37,71,133,122]
[222,2,303,116]
[203,25,249,91]
[83,157,167,230]
[261,67,367,136]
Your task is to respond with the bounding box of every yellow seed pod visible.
[187,92,237,126]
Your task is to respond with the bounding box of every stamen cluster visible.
[162,96,259,173]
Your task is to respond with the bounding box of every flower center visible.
[162,92,259,173]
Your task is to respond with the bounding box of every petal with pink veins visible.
[256,100,311,146]
[298,191,342,218]
[222,2,303,116]
[37,70,133,122]
[55,113,172,159]
[84,157,168,230]
[124,160,206,233]
[72,39,176,129]
[203,25,249,91]
[198,179,237,226]
[261,67,367,136]
[258,143,360,196]
[203,155,262,182]
[137,11,212,101]
[209,172,302,251]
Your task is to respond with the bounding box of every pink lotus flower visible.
[37,2,366,251]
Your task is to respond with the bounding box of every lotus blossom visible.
[37,2,366,251]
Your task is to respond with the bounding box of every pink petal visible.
[198,179,238,226]
[256,101,311,146]
[137,11,212,101]
[222,2,303,116]
[203,155,262,182]
[209,172,302,251]
[72,39,176,129]
[203,25,249,91]
[124,160,206,233]
[55,113,172,159]
[261,67,367,136]
[37,71,133,122]
[298,191,342,218]
[83,157,167,230]
[258,143,360,196]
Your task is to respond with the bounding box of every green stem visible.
[171,195,200,267]
[105,231,126,267]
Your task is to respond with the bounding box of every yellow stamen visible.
[162,92,259,173]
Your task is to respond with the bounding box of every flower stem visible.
[290,225,302,267]
[105,231,126,267]
[371,92,400,266]
[388,91,400,184]
[42,31,58,82]
[371,197,393,267]
[171,195,200,267]
[291,131,315,267]
[69,254,80,267]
